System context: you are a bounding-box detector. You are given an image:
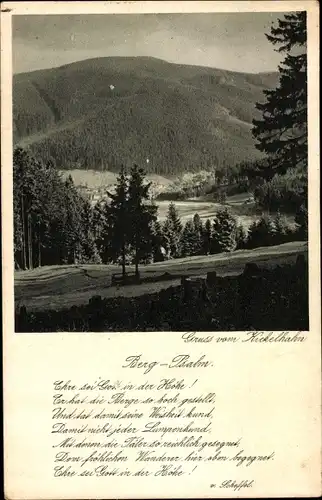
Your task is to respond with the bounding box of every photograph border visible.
[4,1,319,335]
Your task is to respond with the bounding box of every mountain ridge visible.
[14,55,278,78]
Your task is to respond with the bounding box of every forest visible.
[13,146,307,274]
[13,59,276,176]
[13,11,308,273]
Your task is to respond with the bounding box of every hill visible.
[13,56,279,175]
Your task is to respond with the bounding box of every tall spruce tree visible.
[92,200,107,260]
[62,175,84,264]
[202,219,212,255]
[180,219,200,257]
[108,166,129,277]
[192,213,203,255]
[33,161,59,267]
[295,203,308,240]
[150,220,164,262]
[162,202,182,258]
[79,198,101,264]
[127,165,158,277]
[252,12,307,177]
[211,208,237,253]
[273,210,290,244]
[236,224,248,249]
[247,214,276,249]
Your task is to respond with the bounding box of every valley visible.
[60,168,296,230]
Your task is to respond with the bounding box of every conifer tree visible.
[127,165,158,277]
[92,200,107,260]
[79,199,101,264]
[211,208,237,253]
[236,224,248,249]
[62,175,84,264]
[193,213,203,255]
[150,220,165,262]
[273,210,290,244]
[108,166,129,277]
[202,219,212,255]
[247,214,275,249]
[253,12,307,177]
[47,171,80,265]
[180,219,200,257]
[33,161,60,267]
[162,202,182,258]
[295,203,308,240]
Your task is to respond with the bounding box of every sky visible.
[12,12,288,74]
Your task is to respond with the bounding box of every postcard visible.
[1,1,321,498]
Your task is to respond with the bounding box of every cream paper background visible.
[1,2,321,498]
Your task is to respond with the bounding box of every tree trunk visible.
[135,241,139,278]
[27,213,33,270]
[121,243,126,278]
[21,194,27,270]
[38,225,41,267]
[30,216,33,269]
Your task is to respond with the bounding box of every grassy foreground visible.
[15,247,308,332]
[15,241,307,312]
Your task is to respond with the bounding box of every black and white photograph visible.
[13,10,309,332]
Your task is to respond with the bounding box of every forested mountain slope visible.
[13,56,278,175]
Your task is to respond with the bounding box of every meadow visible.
[15,241,307,312]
